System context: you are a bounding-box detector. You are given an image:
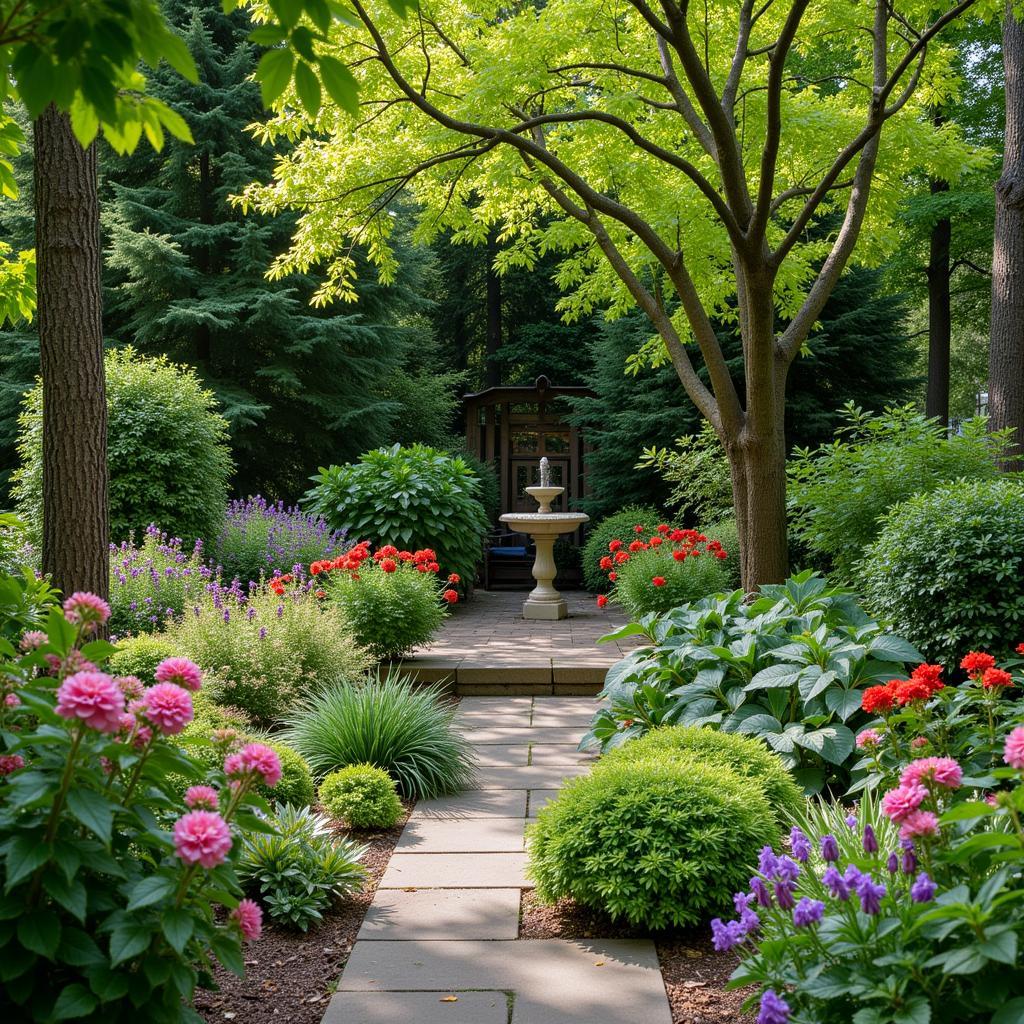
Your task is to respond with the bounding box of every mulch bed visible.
[194,802,412,1024]
[519,891,752,1024]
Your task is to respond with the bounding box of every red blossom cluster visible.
[861,664,946,713]
[595,523,728,608]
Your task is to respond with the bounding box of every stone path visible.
[322,697,673,1024]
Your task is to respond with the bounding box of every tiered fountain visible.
[499,457,589,620]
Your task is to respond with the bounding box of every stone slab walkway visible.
[321,697,673,1024]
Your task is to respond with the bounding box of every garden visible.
[2,1,1024,1023]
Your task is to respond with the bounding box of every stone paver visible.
[472,744,530,766]
[322,990,508,1024]
[527,789,560,817]
[358,888,521,940]
[396,817,525,853]
[469,764,589,790]
[463,725,584,744]
[412,790,528,819]
[379,852,530,888]
[528,745,597,765]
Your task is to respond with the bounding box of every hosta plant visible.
[584,572,922,794]
[0,587,281,1023]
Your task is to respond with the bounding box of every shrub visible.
[453,448,501,525]
[108,526,214,636]
[605,726,804,824]
[787,403,1015,579]
[581,505,661,593]
[212,496,347,587]
[611,539,730,618]
[0,587,274,1021]
[306,444,489,588]
[0,558,56,641]
[586,571,922,794]
[283,670,475,799]
[237,804,366,931]
[109,631,179,680]
[527,753,779,929]
[319,764,404,829]
[860,479,1024,666]
[701,516,740,588]
[13,347,233,545]
[163,582,371,725]
[0,510,35,574]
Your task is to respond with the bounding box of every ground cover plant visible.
[306,444,488,589]
[585,572,923,794]
[283,669,475,799]
[0,586,280,1022]
[318,764,404,829]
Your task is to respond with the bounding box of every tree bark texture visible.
[989,2,1024,465]
[34,105,109,600]
[926,177,952,427]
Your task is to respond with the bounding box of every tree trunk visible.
[34,105,109,600]
[484,230,502,388]
[926,177,951,427]
[989,1,1024,466]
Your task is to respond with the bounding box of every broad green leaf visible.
[256,48,295,107]
[17,910,61,959]
[161,908,195,954]
[66,789,115,843]
[318,55,360,116]
[51,983,98,1020]
[294,60,322,117]
[126,874,177,911]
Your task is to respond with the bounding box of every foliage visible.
[237,804,366,932]
[13,347,233,547]
[527,751,779,929]
[163,581,371,726]
[306,444,488,587]
[725,733,1024,1024]
[602,726,804,826]
[860,479,1024,667]
[0,559,56,642]
[319,764,404,830]
[0,510,35,575]
[788,405,1015,579]
[702,517,740,588]
[283,670,475,800]
[211,496,346,588]
[586,572,923,794]
[604,526,731,619]
[108,527,214,637]
[0,586,278,1022]
[580,506,661,594]
[451,448,501,526]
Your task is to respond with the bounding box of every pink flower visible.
[881,782,928,823]
[155,657,203,692]
[856,729,881,749]
[910,736,929,750]
[55,671,125,733]
[173,810,232,868]
[225,743,282,788]
[62,591,111,628]
[184,785,220,810]
[19,630,47,651]
[230,898,263,941]
[899,810,939,840]
[115,675,145,700]
[132,725,152,749]
[4,693,20,708]
[141,683,194,736]
[118,712,137,733]
[1004,727,1024,771]
[0,754,25,776]
[900,757,962,791]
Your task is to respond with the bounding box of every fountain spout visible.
[539,456,550,488]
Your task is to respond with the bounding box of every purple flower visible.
[862,824,878,853]
[775,855,800,883]
[758,990,791,1024]
[845,813,858,829]
[710,918,745,951]
[901,839,918,875]
[792,897,824,928]
[750,876,772,907]
[822,865,849,900]
[774,881,796,910]
[758,846,778,878]
[739,907,760,934]
[910,872,937,903]
[258,627,268,640]
[789,826,811,863]
[820,834,839,862]
[843,863,864,890]
[854,874,886,915]
[734,892,753,914]
[886,852,899,874]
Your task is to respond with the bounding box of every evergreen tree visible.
[102,0,447,500]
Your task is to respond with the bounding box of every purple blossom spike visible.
[820,834,839,862]
[910,872,937,903]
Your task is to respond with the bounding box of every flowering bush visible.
[0,588,278,1022]
[211,496,347,587]
[581,505,662,594]
[305,443,489,589]
[598,523,731,618]
[108,526,214,636]
[312,541,452,660]
[319,763,404,829]
[722,730,1024,1024]
[585,572,922,794]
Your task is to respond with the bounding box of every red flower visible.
[910,663,944,693]
[448,573,461,583]
[597,595,608,608]
[309,562,323,575]
[609,540,623,552]
[1017,642,1024,655]
[599,556,613,570]
[399,551,414,562]
[652,576,666,587]
[442,589,459,604]
[982,667,1013,689]
[628,540,646,553]
[961,651,996,676]
[893,679,932,705]
[614,551,630,564]
[669,529,685,543]
[380,558,397,573]
[713,549,728,560]
[427,562,440,573]
[280,574,293,583]
[378,545,399,558]
[608,571,617,582]
[633,525,645,534]
[657,524,670,534]
[673,550,686,561]
[862,682,898,714]
[650,536,663,547]
[314,589,326,599]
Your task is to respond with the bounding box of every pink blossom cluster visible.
[230,898,263,941]
[1005,727,1024,771]
[141,683,194,735]
[63,591,111,629]
[184,785,220,810]
[155,657,203,692]
[55,671,125,733]
[224,743,282,788]
[173,810,232,868]
[880,756,963,840]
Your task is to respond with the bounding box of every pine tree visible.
[102,0,443,499]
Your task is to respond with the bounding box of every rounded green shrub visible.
[605,726,803,824]
[109,633,178,682]
[283,670,475,799]
[305,444,489,587]
[701,517,740,588]
[581,505,661,593]
[319,764,404,829]
[860,478,1024,665]
[527,753,779,929]
[613,545,728,619]
[13,347,233,545]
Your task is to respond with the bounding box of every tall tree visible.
[241,0,981,589]
[989,1,1024,462]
